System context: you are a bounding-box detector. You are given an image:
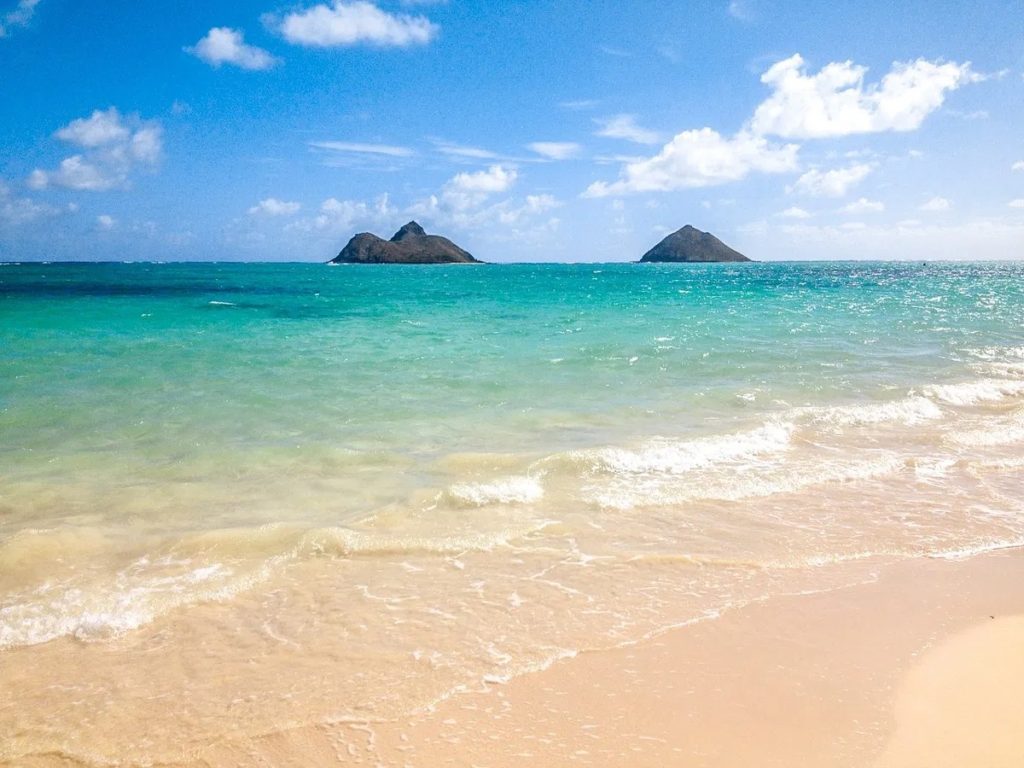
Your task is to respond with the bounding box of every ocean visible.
[2,260,1024,763]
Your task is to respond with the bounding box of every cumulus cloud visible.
[840,197,884,214]
[788,163,872,198]
[0,0,41,38]
[770,218,1024,261]
[1013,161,1024,172]
[528,142,582,160]
[249,198,301,216]
[1008,199,1024,209]
[404,164,561,235]
[750,54,979,139]
[919,196,951,212]
[274,1,438,47]
[583,129,798,197]
[0,180,62,226]
[28,108,162,192]
[495,194,561,225]
[96,214,116,231]
[778,206,811,219]
[186,27,278,70]
[447,164,517,195]
[594,114,662,145]
[54,108,131,147]
[286,193,395,235]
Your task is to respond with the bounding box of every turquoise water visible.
[4,260,1021,484]
[2,261,1024,762]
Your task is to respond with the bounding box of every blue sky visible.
[1,0,1023,261]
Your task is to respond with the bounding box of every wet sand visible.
[182,549,1024,767]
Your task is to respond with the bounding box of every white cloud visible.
[447,164,517,195]
[584,129,798,197]
[750,54,979,139]
[0,0,41,38]
[405,165,561,236]
[946,109,989,120]
[727,0,756,21]
[309,140,415,157]
[1012,161,1024,172]
[249,198,301,216]
[778,206,811,219]
[275,1,438,48]
[559,99,599,111]
[287,193,395,235]
[186,27,278,70]
[598,45,631,58]
[1009,199,1024,209]
[29,108,163,191]
[770,218,1024,261]
[0,181,62,226]
[496,194,561,225]
[30,156,115,191]
[527,142,582,160]
[432,140,500,161]
[919,196,951,212]
[840,197,884,214]
[96,214,116,231]
[594,114,661,145]
[788,163,872,198]
[54,108,131,147]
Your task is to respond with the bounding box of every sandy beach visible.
[169,549,1024,768]
[5,0,1024,763]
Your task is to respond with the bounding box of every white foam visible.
[929,540,1024,561]
[299,519,554,559]
[950,410,1024,447]
[576,422,794,476]
[965,345,1024,362]
[922,379,1024,406]
[584,454,905,510]
[801,396,943,428]
[0,559,271,649]
[447,476,545,506]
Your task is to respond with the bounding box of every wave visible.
[582,453,906,509]
[445,476,545,506]
[921,378,1024,406]
[566,422,794,476]
[800,395,943,428]
[949,409,1024,447]
[0,555,281,649]
[0,517,559,649]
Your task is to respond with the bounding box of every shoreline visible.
[181,548,1024,767]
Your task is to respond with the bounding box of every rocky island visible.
[329,221,480,264]
[640,225,750,263]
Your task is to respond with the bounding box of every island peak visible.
[390,221,427,242]
[330,222,480,264]
[640,225,750,263]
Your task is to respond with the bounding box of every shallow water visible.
[2,261,1023,764]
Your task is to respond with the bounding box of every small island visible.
[329,221,481,264]
[640,225,750,263]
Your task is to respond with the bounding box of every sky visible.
[1,0,1023,262]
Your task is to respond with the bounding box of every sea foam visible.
[446,476,545,506]
[922,378,1024,406]
[573,422,794,476]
